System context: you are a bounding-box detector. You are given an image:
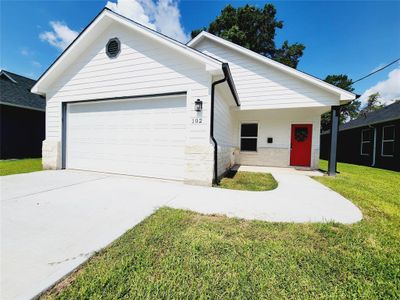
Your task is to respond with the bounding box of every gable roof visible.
[188,31,356,102]
[0,70,45,111]
[338,101,400,131]
[32,8,224,95]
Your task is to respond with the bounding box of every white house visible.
[32,8,356,186]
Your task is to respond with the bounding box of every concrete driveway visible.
[1,170,362,300]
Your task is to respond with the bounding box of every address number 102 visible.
[192,118,202,124]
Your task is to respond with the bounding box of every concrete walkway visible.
[1,170,362,300]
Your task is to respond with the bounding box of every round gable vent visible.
[106,38,120,58]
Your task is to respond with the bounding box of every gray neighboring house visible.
[0,70,45,159]
[321,101,400,171]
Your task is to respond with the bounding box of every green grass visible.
[0,158,42,176]
[42,161,400,299]
[217,171,278,191]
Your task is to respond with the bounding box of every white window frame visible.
[360,128,372,156]
[381,125,395,157]
[240,122,258,152]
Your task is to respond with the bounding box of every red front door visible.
[290,124,312,167]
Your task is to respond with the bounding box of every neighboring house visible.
[31,8,355,185]
[321,101,400,171]
[0,70,45,159]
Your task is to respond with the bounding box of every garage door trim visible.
[61,91,187,169]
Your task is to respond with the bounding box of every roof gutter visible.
[210,63,240,184]
[340,93,361,107]
[222,63,240,106]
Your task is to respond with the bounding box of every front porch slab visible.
[233,165,324,177]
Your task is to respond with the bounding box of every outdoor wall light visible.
[195,99,203,112]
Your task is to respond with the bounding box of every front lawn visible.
[0,158,42,176]
[42,161,400,299]
[217,171,278,191]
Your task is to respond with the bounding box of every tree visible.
[359,93,383,115]
[191,4,305,68]
[320,74,360,131]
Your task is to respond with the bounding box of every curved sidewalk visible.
[168,171,363,224]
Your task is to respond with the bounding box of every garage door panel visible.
[66,96,186,180]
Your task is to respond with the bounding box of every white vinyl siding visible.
[66,96,186,180]
[45,22,212,147]
[194,39,338,109]
[214,89,235,147]
[214,88,236,176]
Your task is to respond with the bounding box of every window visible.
[361,129,372,156]
[381,125,395,157]
[240,123,258,151]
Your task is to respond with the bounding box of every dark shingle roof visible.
[0,70,45,111]
[339,101,400,131]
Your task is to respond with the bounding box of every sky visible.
[1,0,399,105]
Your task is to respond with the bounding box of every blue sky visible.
[1,1,399,103]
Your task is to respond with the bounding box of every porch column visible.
[328,106,340,176]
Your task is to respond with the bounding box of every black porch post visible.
[328,106,340,176]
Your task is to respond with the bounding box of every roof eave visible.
[189,32,357,103]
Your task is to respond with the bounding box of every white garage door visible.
[66,95,187,180]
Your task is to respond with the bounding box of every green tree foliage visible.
[320,74,360,131]
[359,92,384,115]
[191,4,305,68]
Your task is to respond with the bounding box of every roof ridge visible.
[104,8,224,64]
[32,8,225,94]
[1,70,37,82]
[338,100,400,131]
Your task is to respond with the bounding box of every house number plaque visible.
[192,118,202,124]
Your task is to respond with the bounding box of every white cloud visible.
[20,49,29,56]
[360,67,400,105]
[31,61,42,68]
[20,47,34,56]
[106,0,189,43]
[39,21,79,51]
[371,63,385,73]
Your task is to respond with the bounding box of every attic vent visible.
[106,38,120,58]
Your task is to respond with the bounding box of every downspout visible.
[210,63,240,184]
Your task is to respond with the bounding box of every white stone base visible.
[42,140,61,170]
[217,145,236,177]
[184,144,214,186]
[235,147,320,170]
[235,147,290,167]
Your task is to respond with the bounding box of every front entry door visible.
[290,124,312,167]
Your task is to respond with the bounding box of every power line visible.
[352,58,400,84]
